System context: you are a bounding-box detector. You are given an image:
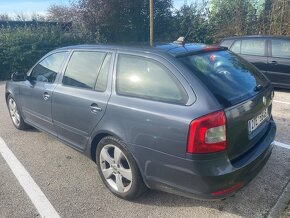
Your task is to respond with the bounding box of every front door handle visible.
[43,92,50,101]
[270,61,277,65]
[90,103,102,113]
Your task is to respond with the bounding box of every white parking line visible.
[273,141,290,150]
[0,137,61,218]
[273,100,290,105]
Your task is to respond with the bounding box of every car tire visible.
[96,136,147,200]
[7,94,29,130]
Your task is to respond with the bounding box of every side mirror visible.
[11,72,27,82]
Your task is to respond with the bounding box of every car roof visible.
[222,35,290,41]
[55,43,215,57]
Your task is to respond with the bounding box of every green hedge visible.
[0,27,85,80]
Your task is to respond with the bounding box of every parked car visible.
[220,35,290,89]
[5,43,276,200]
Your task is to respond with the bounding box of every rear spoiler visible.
[175,46,228,58]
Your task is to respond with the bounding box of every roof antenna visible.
[184,29,191,41]
[173,29,192,46]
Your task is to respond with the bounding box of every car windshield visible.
[179,50,270,107]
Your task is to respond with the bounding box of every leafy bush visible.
[0,26,85,80]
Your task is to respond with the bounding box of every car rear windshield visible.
[179,50,270,107]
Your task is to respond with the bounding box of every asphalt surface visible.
[0,81,290,218]
[283,205,290,218]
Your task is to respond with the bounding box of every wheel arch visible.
[89,131,148,186]
[5,92,11,104]
[90,131,122,162]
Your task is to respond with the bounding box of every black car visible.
[220,35,290,89]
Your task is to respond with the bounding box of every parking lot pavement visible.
[273,89,290,145]
[273,89,290,104]
[283,205,290,218]
[0,81,290,218]
[0,155,38,218]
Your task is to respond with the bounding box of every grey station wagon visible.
[5,43,276,200]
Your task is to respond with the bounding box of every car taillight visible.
[187,110,227,154]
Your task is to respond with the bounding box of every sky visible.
[0,0,70,15]
[0,0,196,16]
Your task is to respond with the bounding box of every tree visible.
[142,0,174,42]
[47,5,76,22]
[174,1,212,43]
[209,0,258,42]
[47,0,174,43]
[258,0,273,34]
[0,14,10,21]
[269,0,290,35]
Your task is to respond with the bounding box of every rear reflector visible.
[211,182,244,196]
[187,110,226,154]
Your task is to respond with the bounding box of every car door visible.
[230,38,268,74]
[267,38,290,88]
[20,51,69,135]
[52,50,114,150]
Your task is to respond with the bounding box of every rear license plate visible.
[248,108,269,133]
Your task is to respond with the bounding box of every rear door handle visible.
[90,103,102,113]
[43,92,50,101]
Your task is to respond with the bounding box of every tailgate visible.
[225,87,274,161]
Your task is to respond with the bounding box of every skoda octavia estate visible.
[5,43,276,200]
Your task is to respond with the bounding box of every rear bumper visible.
[131,120,276,199]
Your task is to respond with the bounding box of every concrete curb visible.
[268,180,290,218]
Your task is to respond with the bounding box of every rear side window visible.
[271,39,290,58]
[116,54,188,104]
[231,40,241,53]
[31,52,68,83]
[179,50,269,107]
[63,51,108,90]
[220,39,234,48]
[241,39,266,56]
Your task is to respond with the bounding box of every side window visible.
[271,39,290,58]
[220,39,234,48]
[241,39,266,56]
[95,54,112,92]
[31,52,68,83]
[231,40,241,53]
[116,54,188,104]
[63,51,107,89]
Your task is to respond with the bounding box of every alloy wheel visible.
[99,144,133,193]
[8,98,20,127]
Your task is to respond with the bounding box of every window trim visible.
[28,51,69,84]
[61,49,113,92]
[115,53,189,105]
